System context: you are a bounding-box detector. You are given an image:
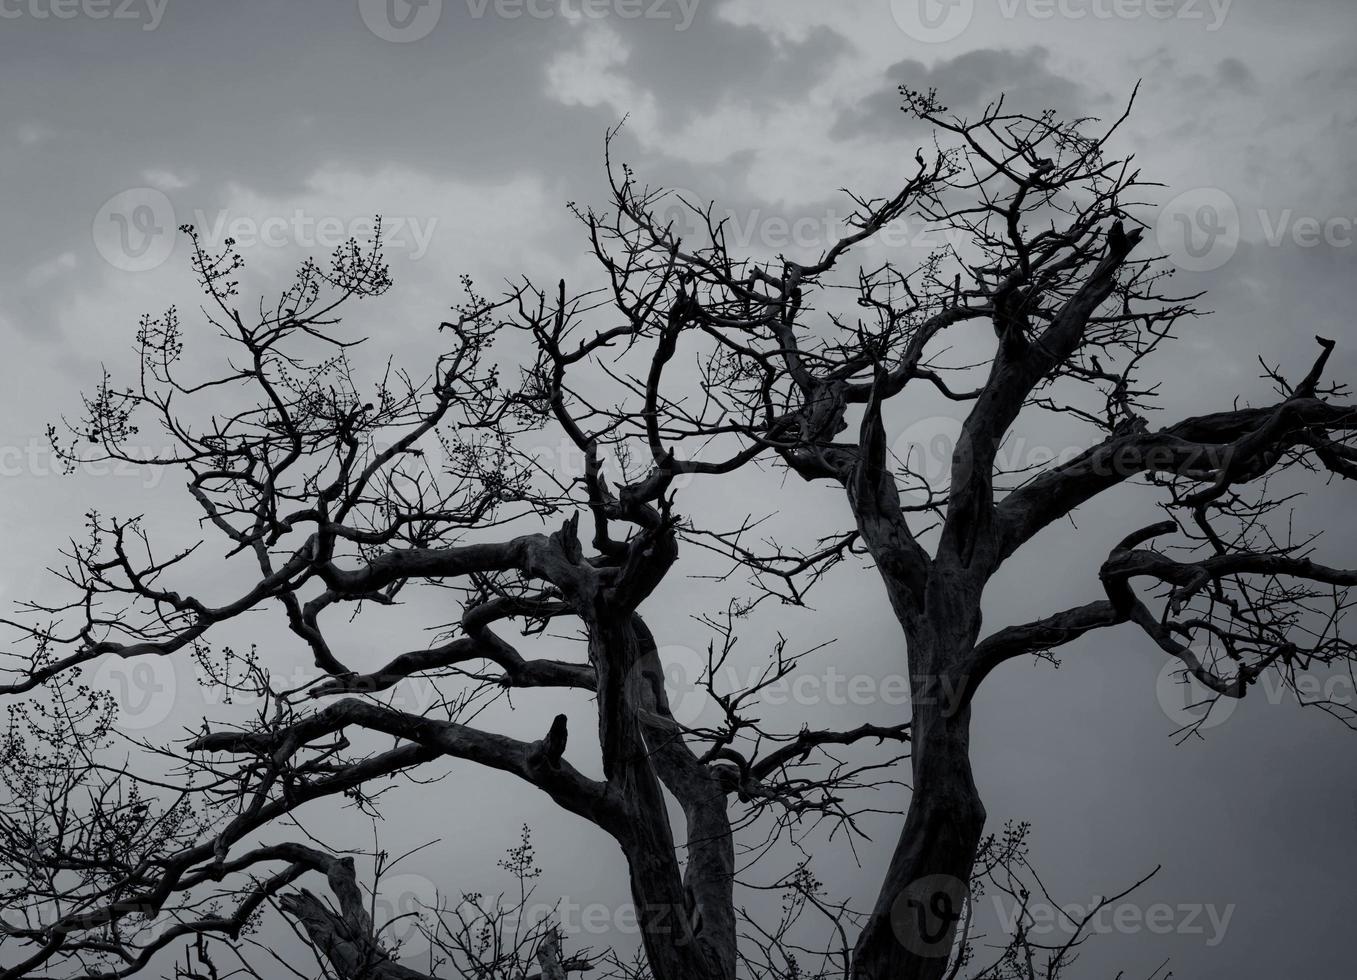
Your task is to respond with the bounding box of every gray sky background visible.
[2,1,1356,977]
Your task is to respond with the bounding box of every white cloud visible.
[16,122,55,147]
[25,251,77,287]
[716,0,880,44]
[544,22,661,141]
[201,164,569,283]
[44,162,580,390]
[142,169,194,192]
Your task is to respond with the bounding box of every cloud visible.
[833,46,1092,140]
[16,122,55,147]
[545,22,661,141]
[25,251,77,288]
[34,161,575,389]
[715,0,879,45]
[1216,56,1256,92]
[141,169,193,192]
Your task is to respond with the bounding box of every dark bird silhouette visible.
[542,713,568,768]
[1108,218,1128,253]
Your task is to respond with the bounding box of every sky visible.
[2,0,1356,976]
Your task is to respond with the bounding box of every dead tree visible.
[547,89,1357,979]
[0,215,914,980]
[1,86,1353,980]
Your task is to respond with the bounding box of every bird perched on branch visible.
[542,713,568,768]
[1108,218,1129,253]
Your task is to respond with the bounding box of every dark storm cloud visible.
[4,3,1357,978]
[601,11,848,116]
[1215,55,1255,91]
[534,9,852,217]
[0,0,851,347]
[0,0,617,344]
[0,0,575,191]
[832,46,1094,140]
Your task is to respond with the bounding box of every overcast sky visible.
[2,1,1356,977]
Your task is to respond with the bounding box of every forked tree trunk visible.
[852,673,987,980]
[618,833,730,980]
[592,613,733,980]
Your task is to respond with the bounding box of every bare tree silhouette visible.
[1,89,1353,980]
[578,87,1357,979]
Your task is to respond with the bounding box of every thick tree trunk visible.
[629,617,738,979]
[617,835,730,980]
[591,613,732,980]
[852,681,987,980]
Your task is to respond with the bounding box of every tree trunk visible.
[630,617,738,979]
[617,835,730,980]
[591,613,732,980]
[852,682,986,980]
